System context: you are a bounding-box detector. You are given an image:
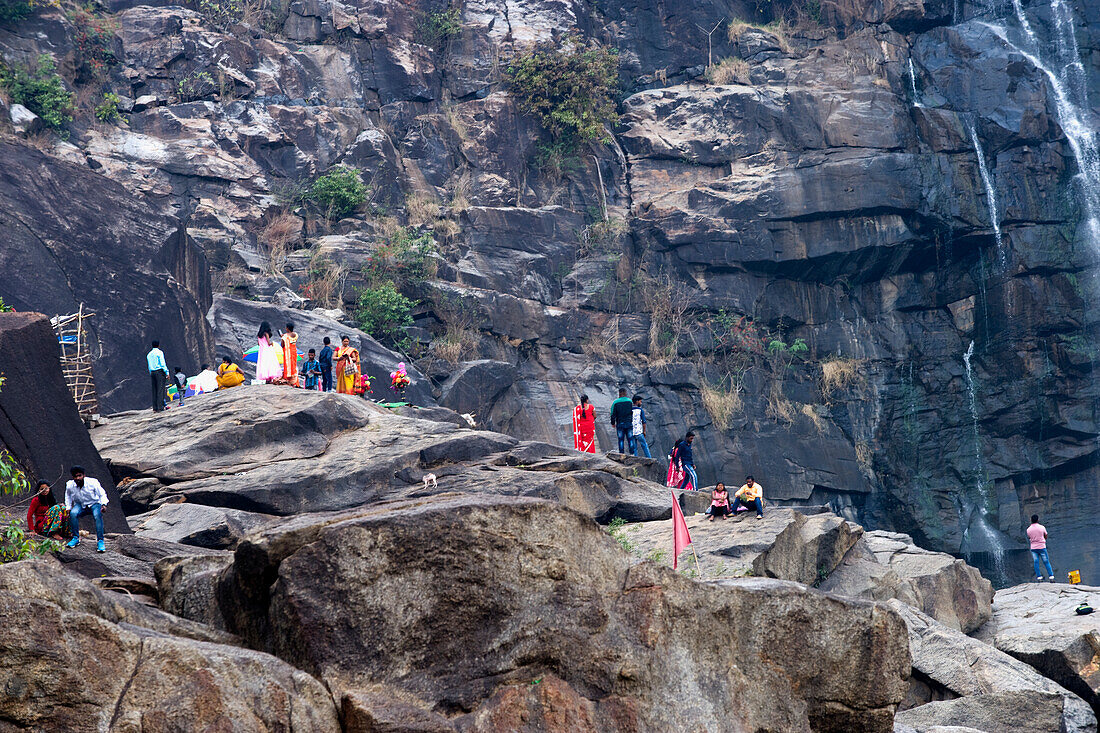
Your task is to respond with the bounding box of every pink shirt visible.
[1027,523,1047,550]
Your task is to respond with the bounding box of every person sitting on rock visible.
[64,465,109,553]
[707,482,731,522]
[27,481,54,535]
[217,356,245,389]
[733,476,764,520]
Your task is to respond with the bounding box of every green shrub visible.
[417,7,460,47]
[356,282,414,343]
[0,0,34,22]
[94,91,121,122]
[198,0,242,30]
[0,55,73,130]
[177,70,215,101]
[363,226,437,285]
[69,6,117,81]
[506,37,619,149]
[0,297,13,312]
[309,166,367,220]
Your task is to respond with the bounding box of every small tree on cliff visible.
[0,378,59,562]
[506,37,619,154]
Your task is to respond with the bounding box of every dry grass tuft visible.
[800,403,826,433]
[261,212,301,276]
[767,382,794,425]
[820,357,865,402]
[305,251,346,308]
[701,381,743,430]
[433,217,461,238]
[855,441,873,472]
[406,193,441,227]
[433,325,479,364]
[707,57,749,85]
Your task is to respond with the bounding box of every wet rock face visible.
[174,495,911,732]
[1,0,1099,580]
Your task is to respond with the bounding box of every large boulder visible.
[208,294,435,405]
[54,532,225,584]
[887,600,1095,733]
[821,531,993,633]
[163,494,910,732]
[0,312,129,533]
[129,502,275,549]
[0,141,213,413]
[974,583,1100,715]
[93,387,670,521]
[895,691,1086,733]
[752,510,864,585]
[0,559,339,731]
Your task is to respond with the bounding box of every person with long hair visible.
[334,335,360,394]
[573,394,596,453]
[255,321,282,383]
[27,481,59,536]
[281,322,299,385]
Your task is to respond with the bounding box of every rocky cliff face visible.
[2,0,1100,583]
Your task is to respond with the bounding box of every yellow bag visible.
[1069,570,1081,584]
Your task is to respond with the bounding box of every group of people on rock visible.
[26,466,110,552]
[143,323,414,411]
[705,478,765,521]
[572,389,651,457]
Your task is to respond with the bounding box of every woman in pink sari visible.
[255,321,282,382]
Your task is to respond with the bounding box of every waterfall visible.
[908,59,924,108]
[969,125,1005,267]
[962,341,1008,583]
[980,4,1100,245]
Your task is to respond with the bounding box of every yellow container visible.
[1069,570,1081,584]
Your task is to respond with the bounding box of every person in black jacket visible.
[319,337,334,392]
[674,431,697,490]
[609,388,634,453]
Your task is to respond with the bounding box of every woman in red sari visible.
[281,322,299,386]
[573,394,596,453]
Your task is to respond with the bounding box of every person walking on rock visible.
[733,476,764,520]
[674,431,697,491]
[573,394,597,453]
[319,337,334,392]
[610,388,634,454]
[1027,514,1055,583]
[64,466,109,553]
[629,394,651,458]
[146,340,169,412]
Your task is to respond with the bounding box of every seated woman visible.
[217,357,246,388]
[27,481,67,539]
[707,482,731,522]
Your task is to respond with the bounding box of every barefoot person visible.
[334,335,361,394]
[64,466,109,553]
[707,482,731,521]
[281,322,299,386]
[1027,514,1055,583]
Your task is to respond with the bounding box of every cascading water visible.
[980,1,1100,245]
[969,124,1005,268]
[962,341,1008,583]
[908,59,924,108]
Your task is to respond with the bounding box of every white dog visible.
[422,473,438,490]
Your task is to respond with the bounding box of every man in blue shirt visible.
[319,337,334,392]
[146,340,169,412]
[675,431,697,491]
[303,349,322,390]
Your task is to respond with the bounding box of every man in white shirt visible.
[147,340,170,412]
[64,465,108,552]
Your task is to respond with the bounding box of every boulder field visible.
[0,385,1091,730]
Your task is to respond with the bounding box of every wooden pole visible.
[691,543,702,575]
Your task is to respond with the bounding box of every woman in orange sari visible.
[334,334,360,394]
[281,322,299,386]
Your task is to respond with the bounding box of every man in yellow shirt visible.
[734,476,764,520]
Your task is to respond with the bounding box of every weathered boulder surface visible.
[129,502,276,549]
[0,559,339,731]
[887,600,1095,733]
[93,386,670,520]
[822,530,993,633]
[0,141,213,413]
[163,494,910,732]
[974,583,1100,715]
[619,508,992,632]
[55,531,225,584]
[894,692,1084,733]
[0,312,129,533]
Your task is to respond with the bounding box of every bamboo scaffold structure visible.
[50,305,99,419]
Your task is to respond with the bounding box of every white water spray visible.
[980,7,1100,245]
[908,59,924,108]
[962,341,1008,582]
[969,125,1005,267]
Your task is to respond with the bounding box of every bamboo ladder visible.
[50,305,100,420]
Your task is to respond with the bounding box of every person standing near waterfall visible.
[1027,514,1055,583]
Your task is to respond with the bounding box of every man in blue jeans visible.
[675,431,698,491]
[1026,514,1055,582]
[610,388,634,454]
[64,465,109,553]
[629,394,652,458]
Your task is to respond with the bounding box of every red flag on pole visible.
[671,490,692,570]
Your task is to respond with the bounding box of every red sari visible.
[573,404,596,453]
[281,332,298,385]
